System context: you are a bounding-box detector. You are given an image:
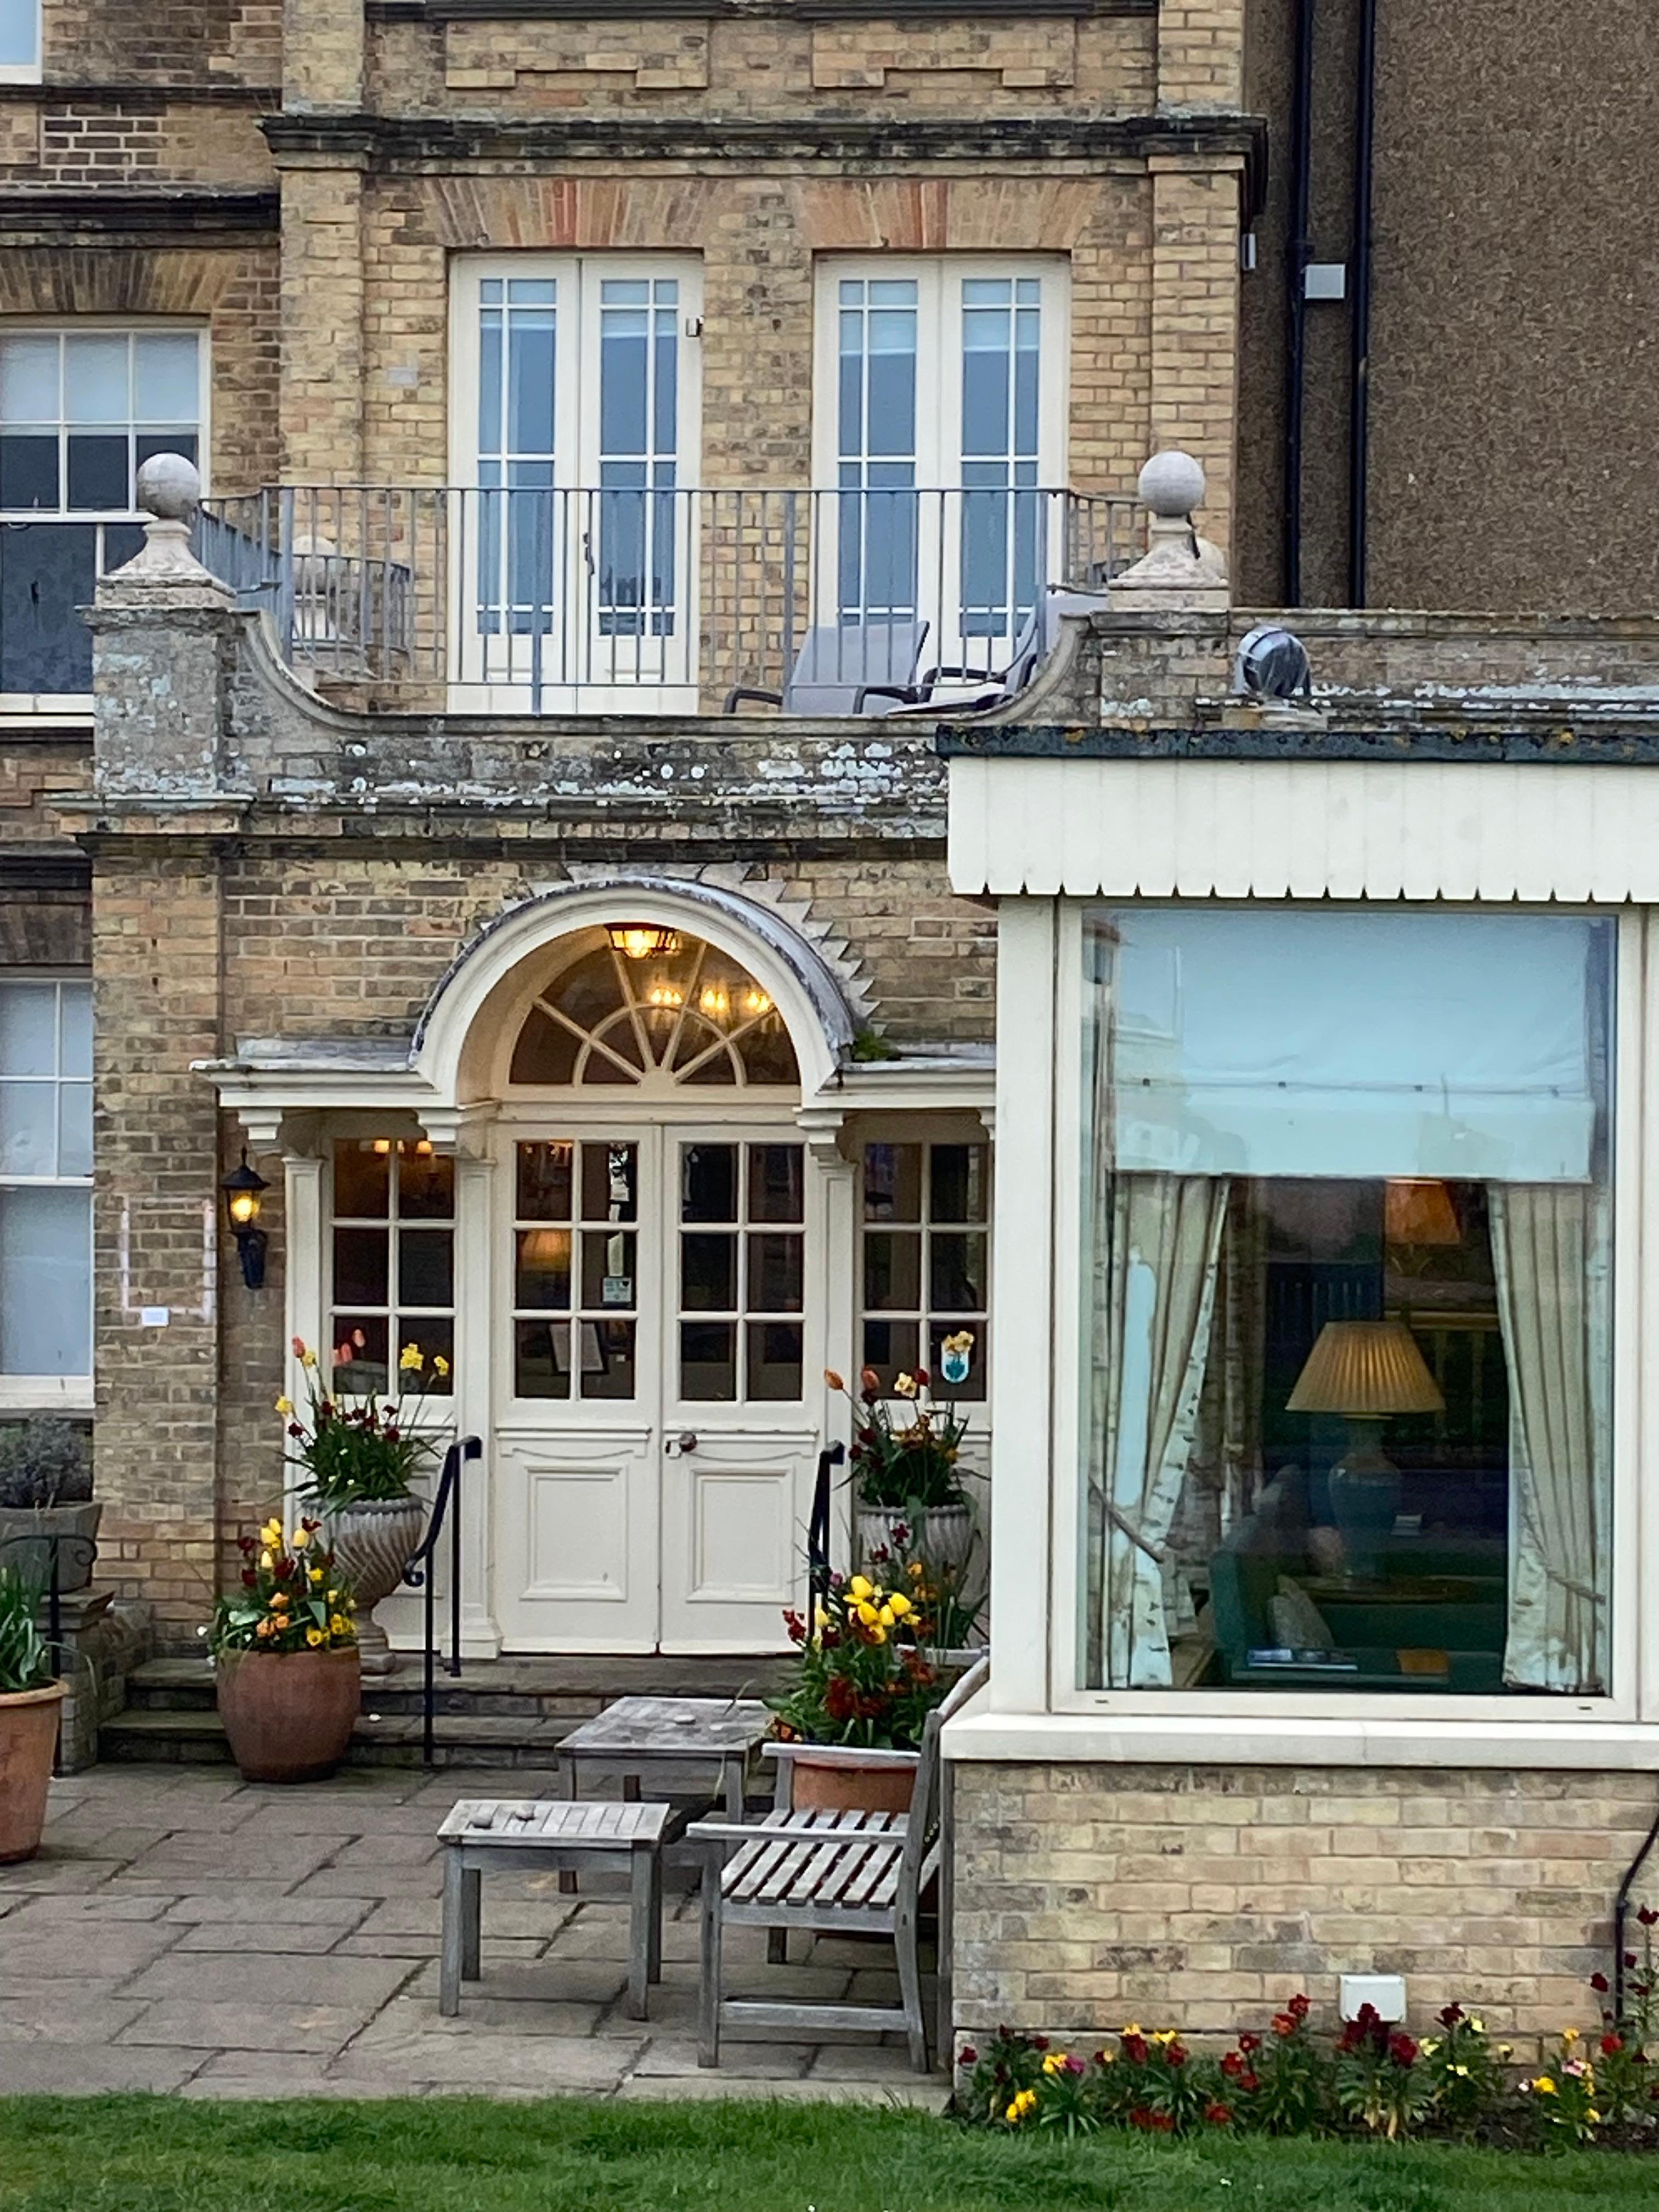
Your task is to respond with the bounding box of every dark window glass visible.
[516,1226,572,1310]
[930,1143,988,1223]
[0,524,96,693]
[66,433,130,511]
[681,1319,736,1401]
[749,1232,803,1313]
[517,1141,573,1222]
[333,1226,388,1307]
[515,1317,572,1400]
[681,1232,736,1312]
[0,436,59,509]
[403,1316,454,1393]
[582,1227,636,1310]
[399,1149,454,1220]
[582,1141,636,1223]
[748,1144,804,1224]
[333,1142,390,1218]
[747,1320,803,1402]
[865,1231,920,1311]
[582,1317,636,1400]
[331,1313,389,1392]
[398,1228,453,1310]
[512,1006,578,1085]
[681,1144,737,1224]
[863,1142,922,1223]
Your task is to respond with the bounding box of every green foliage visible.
[1333,2007,1436,2141]
[849,1027,900,1062]
[0,1419,92,1510]
[0,1563,54,1693]
[283,1337,442,1510]
[209,1511,357,1657]
[771,1570,951,1749]
[829,1360,975,1510]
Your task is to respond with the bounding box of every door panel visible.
[493,1425,658,1650]
[659,1425,820,1650]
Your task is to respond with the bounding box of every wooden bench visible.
[689,1656,989,2073]
[437,1797,670,2021]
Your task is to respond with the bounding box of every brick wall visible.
[953,1760,1654,2054]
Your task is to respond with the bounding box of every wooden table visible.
[438,1797,670,2019]
[560,1695,773,1820]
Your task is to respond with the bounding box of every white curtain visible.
[1489,1184,1611,1693]
[1088,1172,1229,1688]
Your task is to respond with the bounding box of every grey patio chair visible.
[689,1654,989,2074]
[883,601,1046,718]
[722,619,929,716]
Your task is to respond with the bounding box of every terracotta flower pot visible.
[310,1494,427,1677]
[0,1680,65,1863]
[786,1744,918,1814]
[215,1645,361,1783]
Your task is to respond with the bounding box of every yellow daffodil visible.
[1150,2029,1180,2046]
[327,1588,339,1604]
[1419,2038,1440,2057]
[306,1626,325,1648]
[1041,2051,1068,2075]
[330,1613,350,1637]
[433,1354,450,1379]
[291,1526,311,1549]
[309,1566,324,1585]
[274,1396,294,1418]
[848,1575,873,1601]
[909,1561,925,1581]
[1122,2023,1142,2038]
[943,1329,975,1355]
[1005,2089,1037,2124]
[1561,2027,1579,2045]
[1533,2076,1558,2096]
[399,1343,424,1372]
[894,1373,918,1398]
[301,1347,318,1369]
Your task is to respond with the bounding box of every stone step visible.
[122,1651,794,1717]
[99,1703,579,1770]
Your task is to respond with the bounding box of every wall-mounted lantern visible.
[607,923,682,962]
[221,1149,270,1290]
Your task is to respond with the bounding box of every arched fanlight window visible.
[510,927,800,1089]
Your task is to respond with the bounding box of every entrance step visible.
[101,1651,797,1770]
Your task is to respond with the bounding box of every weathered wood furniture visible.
[437,1797,669,2020]
[689,1657,989,2074]
[560,1695,772,1820]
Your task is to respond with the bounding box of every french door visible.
[491,1123,821,1651]
[812,257,1068,687]
[450,257,703,710]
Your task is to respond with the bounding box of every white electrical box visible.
[1304,261,1348,301]
[1339,1972,1407,2022]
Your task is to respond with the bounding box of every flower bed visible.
[958,1922,1659,2150]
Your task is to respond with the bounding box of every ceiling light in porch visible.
[609,924,682,962]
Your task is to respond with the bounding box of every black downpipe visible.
[1347,0,1379,605]
[1282,0,1316,604]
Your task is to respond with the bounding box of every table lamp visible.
[1286,1319,1444,1579]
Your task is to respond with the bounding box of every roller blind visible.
[1101,909,1607,1182]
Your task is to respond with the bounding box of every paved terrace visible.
[0,1765,949,2105]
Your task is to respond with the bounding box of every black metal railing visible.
[0,1527,97,1776]
[806,1439,845,1626]
[401,1435,482,1770]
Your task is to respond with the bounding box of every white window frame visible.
[857,1135,992,1406]
[0,974,93,1410]
[447,255,703,710]
[0,320,210,709]
[326,1136,458,1401]
[955,895,1652,1770]
[0,0,41,83]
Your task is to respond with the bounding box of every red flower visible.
[291,1335,306,1356]
[958,2046,977,2067]
[1387,2033,1418,2068]
[1122,2033,1148,2065]
[1205,2103,1232,2126]
[1221,2051,1244,2079]
[1271,2014,1297,2039]
[1640,1906,1659,1928]
[1438,2002,1465,2027]
[301,1517,320,1534]
[1627,1951,1640,1970]
[1288,1993,1311,2021]
[1591,1972,1611,1994]
[1166,2042,1188,2068]
[1237,2032,1261,2055]
[240,1567,256,1588]
[273,1556,294,1580]
[1031,2035,1048,2052]
[1129,2108,1173,2132]
[1602,2033,1624,2057]
[1239,2070,1260,2093]
[237,1534,255,1554]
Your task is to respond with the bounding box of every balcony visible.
[194,484,1139,717]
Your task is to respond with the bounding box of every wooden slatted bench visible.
[437,1797,670,2021]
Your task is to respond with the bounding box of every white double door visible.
[491,1121,822,1652]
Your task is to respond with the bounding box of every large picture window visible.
[0,978,92,1392]
[1079,908,1615,1699]
[0,326,205,696]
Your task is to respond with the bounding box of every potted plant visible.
[280,1335,446,1675]
[0,1420,98,1597]
[769,1570,952,1812]
[0,1563,65,1863]
[211,1514,360,1781]
[828,1348,977,1573]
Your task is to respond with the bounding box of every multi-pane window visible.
[0,980,92,1381]
[512,1137,640,1402]
[459,258,697,690]
[820,259,1063,673]
[861,1141,990,1401]
[330,1139,455,1395]
[679,1142,805,1403]
[0,0,40,78]
[0,328,204,694]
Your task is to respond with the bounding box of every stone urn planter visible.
[855,1499,974,1577]
[310,1494,427,1676]
[777,1741,919,1815]
[0,1501,101,1596]
[216,1646,361,1782]
[0,1680,65,1863]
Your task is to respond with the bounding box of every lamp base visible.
[1326,1419,1400,1583]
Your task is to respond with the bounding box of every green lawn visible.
[1,2098,1656,2212]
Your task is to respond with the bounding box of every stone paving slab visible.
[0,1764,950,2104]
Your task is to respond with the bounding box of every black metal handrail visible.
[806,1439,845,1625]
[0,1528,97,1776]
[402,1435,482,1770]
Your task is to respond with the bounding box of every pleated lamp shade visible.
[1286,1319,1445,1418]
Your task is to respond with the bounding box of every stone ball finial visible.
[1138,448,1206,520]
[136,452,202,522]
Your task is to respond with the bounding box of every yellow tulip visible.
[291,1526,311,1549]
[259,1548,274,1570]
[274,1396,293,1418]
[868,1624,887,1644]
[878,1604,895,1626]
[855,1600,879,1626]
[306,1626,325,1648]
[300,1348,318,1369]
[433,1355,450,1380]
[848,1575,872,1601]
[309,1567,324,1585]
[888,1592,911,1618]
[330,1613,349,1637]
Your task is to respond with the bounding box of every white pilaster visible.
[453,1143,503,1657]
